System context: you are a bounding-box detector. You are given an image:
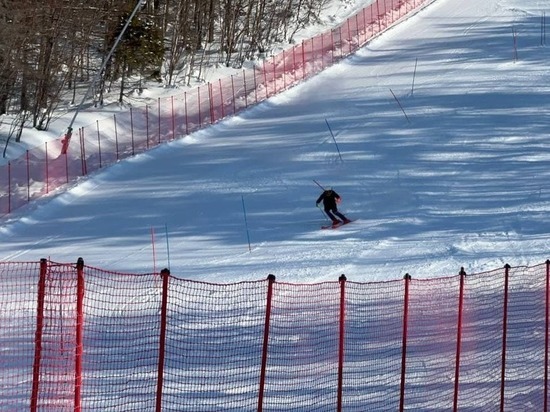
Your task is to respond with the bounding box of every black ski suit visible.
[316,189,349,224]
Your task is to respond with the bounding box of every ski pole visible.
[314,181,330,220]
[313,179,325,190]
[317,203,330,221]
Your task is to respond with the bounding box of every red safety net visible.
[263,281,341,410]
[160,277,267,411]
[0,0,435,218]
[2,260,550,411]
[404,275,461,409]
[80,266,163,410]
[0,261,78,411]
[0,261,41,411]
[343,280,404,411]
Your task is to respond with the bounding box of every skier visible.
[316,188,351,227]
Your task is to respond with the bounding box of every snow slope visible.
[1,0,550,283]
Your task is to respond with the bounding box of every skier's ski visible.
[321,220,353,230]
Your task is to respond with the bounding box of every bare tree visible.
[0,0,335,144]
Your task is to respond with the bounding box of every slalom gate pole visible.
[390,89,411,124]
[411,58,418,96]
[241,195,252,252]
[325,119,343,162]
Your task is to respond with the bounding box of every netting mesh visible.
[1,261,550,410]
[81,267,162,411]
[0,262,40,411]
[263,281,341,411]
[343,280,404,411]
[37,263,78,411]
[405,276,461,410]
[162,278,267,411]
[502,265,546,410]
[458,268,506,409]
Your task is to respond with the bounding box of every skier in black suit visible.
[316,188,351,227]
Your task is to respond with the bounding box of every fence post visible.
[208,83,214,124]
[377,0,382,32]
[320,33,325,70]
[26,150,30,201]
[453,267,466,412]
[545,260,550,412]
[293,42,298,78]
[79,128,87,176]
[95,121,102,168]
[45,142,49,193]
[8,161,11,213]
[258,274,276,412]
[113,114,119,161]
[310,39,315,74]
[399,273,411,412]
[131,107,136,154]
[283,51,287,89]
[219,78,225,119]
[253,66,258,104]
[197,88,202,128]
[171,95,175,139]
[500,264,511,412]
[74,257,85,412]
[347,18,351,55]
[330,29,335,65]
[30,258,48,412]
[243,70,248,108]
[144,105,148,151]
[184,92,189,135]
[301,41,306,79]
[260,57,269,99]
[273,55,278,94]
[64,150,69,184]
[157,97,161,144]
[337,274,347,412]
[156,268,170,412]
[231,75,236,114]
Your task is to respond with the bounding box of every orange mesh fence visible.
[0,260,78,411]
[161,277,267,411]
[459,267,507,409]
[503,265,547,410]
[343,280,404,411]
[36,262,78,411]
[2,260,550,410]
[0,0,436,217]
[404,275,461,409]
[80,265,162,410]
[0,261,41,411]
[262,281,341,410]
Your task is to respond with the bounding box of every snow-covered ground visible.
[1,0,550,283]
